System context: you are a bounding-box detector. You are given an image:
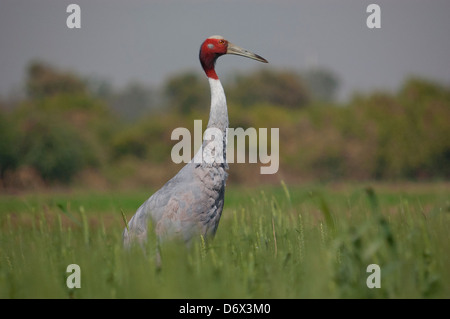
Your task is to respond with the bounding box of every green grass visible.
[0,183,449,298]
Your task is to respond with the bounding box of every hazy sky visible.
[1,0,450,101]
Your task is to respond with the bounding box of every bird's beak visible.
[226,43,268,63]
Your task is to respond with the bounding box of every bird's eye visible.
[218,39,225,45]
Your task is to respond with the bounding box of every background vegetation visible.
[1,61,449,191]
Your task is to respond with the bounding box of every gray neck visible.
[190,77,227,166]
[207,77,228,133]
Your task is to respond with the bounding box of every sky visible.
[1,0,450,101]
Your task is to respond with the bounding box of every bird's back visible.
[123,160,228,246]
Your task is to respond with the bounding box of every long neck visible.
[207,77,228,132]
[192,77,228,165]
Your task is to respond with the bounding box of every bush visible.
[26,61,87,99]
[111,114,178,163]
[20,118,92,183]
[0,111,20,180]
[164,72,209,114]
[228,69,311,108]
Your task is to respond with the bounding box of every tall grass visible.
[0,183,449,298]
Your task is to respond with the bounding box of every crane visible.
[123,35,268,248]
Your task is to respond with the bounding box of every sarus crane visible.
[123,35,268,248]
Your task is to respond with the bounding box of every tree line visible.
[0,61,448,189]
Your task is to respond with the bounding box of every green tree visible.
[0,111,20,181]
[26,61,87,99]
[15,61,117,183]
[164,72,209,114]
[20,118,90,183]
[228,69,310,108]
[345,77,450,180]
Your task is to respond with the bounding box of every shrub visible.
[0,111,20,180]
[20,118,91,183]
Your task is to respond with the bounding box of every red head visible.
[199,35,268,80]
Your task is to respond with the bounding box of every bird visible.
[123,35,268,248]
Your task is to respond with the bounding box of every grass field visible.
[0,182,449,299]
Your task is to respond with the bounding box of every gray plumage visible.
[123,35,267,248]
[123,147,228,246]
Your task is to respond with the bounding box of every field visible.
[0,182,449,299]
